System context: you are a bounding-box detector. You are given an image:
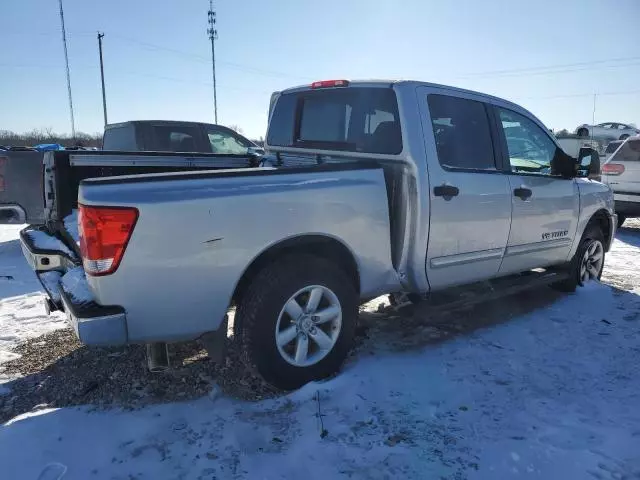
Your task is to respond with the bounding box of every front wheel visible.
[551,225,605,293]
[237,254,357,390]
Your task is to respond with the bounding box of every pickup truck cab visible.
[20,80,616,390]
[103,120,264,156]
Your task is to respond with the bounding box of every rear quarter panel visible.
[80,167,398,342]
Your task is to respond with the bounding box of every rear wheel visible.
[577,128,589,137]
[619,134,630,141]
[552,225,605,293]
[237,254,357,390]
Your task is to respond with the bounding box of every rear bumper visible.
[20,226,128,346]
[59,282,128,346]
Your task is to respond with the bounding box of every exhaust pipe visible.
[146,342,169,372]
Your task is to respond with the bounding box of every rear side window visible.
[427,94,495,170]
[102,126,136,151]
[267,87,401,154]
[149,125,201,152]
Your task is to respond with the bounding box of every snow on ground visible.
[0,223,639,479]
[0,226,66,370]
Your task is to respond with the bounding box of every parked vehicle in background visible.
[103,120,264,156]
[576,122,640,141]
[603,140,624,162]
[602,136,640,227]
[0,121,264,225]
[19,79,615,390]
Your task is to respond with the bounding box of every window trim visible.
[491,105,570,179]
[288,87,403,155]
[427,94,501,173]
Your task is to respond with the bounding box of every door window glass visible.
[498,108,557,175]
[149,126,200,152]
[427,94,495,170]
[206,127,251,154]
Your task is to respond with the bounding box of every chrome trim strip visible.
[505,238,572,257]
[430,247,504,268]
[69,154,250,168]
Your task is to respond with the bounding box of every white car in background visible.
[602,136,640,227]
[576,122,640,141]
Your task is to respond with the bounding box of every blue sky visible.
[1,0,639,139]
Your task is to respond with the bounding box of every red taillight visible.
[79,204,138,276]
[602,163,625,175]
[311,79,349,89]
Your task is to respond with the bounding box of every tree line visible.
[0,129,102,148]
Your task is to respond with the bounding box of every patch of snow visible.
[39,271,62,304]
[24,229,74,258]
[60,267,94,304]
[0,224,639,478]
[63,210,79,245]
[0,226,67,388]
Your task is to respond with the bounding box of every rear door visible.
[418,88,512,290]
[493,107,579,275]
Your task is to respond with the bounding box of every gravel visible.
[0,328,280,424]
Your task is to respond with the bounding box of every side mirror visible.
[551,147,578,179]
[578,147,601,181]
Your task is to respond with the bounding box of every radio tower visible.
[207,0,218,124]
[58,0,76,138]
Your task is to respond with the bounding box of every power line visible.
[454,55,640,78]
[98,32,108,126]
[58,0,75,138]
[207,0,218,123]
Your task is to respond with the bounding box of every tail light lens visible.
[602,163,625,175]
[79,204,139,276]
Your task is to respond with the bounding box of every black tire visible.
[237,254,357,390]
[617,214,626,228]
[577,128,589,137]
[619,134,630,141]
[551,225,605,293]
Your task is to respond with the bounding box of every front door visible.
[419,90,512,290]
[493,107,579,275]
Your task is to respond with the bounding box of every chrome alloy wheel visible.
[579,239,604,285]
[275,285,342,367]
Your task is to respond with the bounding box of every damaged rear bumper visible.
[20,226,128,346]
[59,278,128,346]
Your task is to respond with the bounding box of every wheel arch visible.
[586,208,613,250]
[231,234,361,308]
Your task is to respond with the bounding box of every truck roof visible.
[279,79,527,114]
[104,120,231,130]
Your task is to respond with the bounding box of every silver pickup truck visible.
[20,80,616,390]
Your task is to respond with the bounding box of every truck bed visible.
[0,149,259,226]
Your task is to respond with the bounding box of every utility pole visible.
[58,0,76,138]
[98,32,108,127]
[207,0,218,124]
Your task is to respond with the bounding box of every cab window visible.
[427,94,496,170]
[498,108,557,175]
